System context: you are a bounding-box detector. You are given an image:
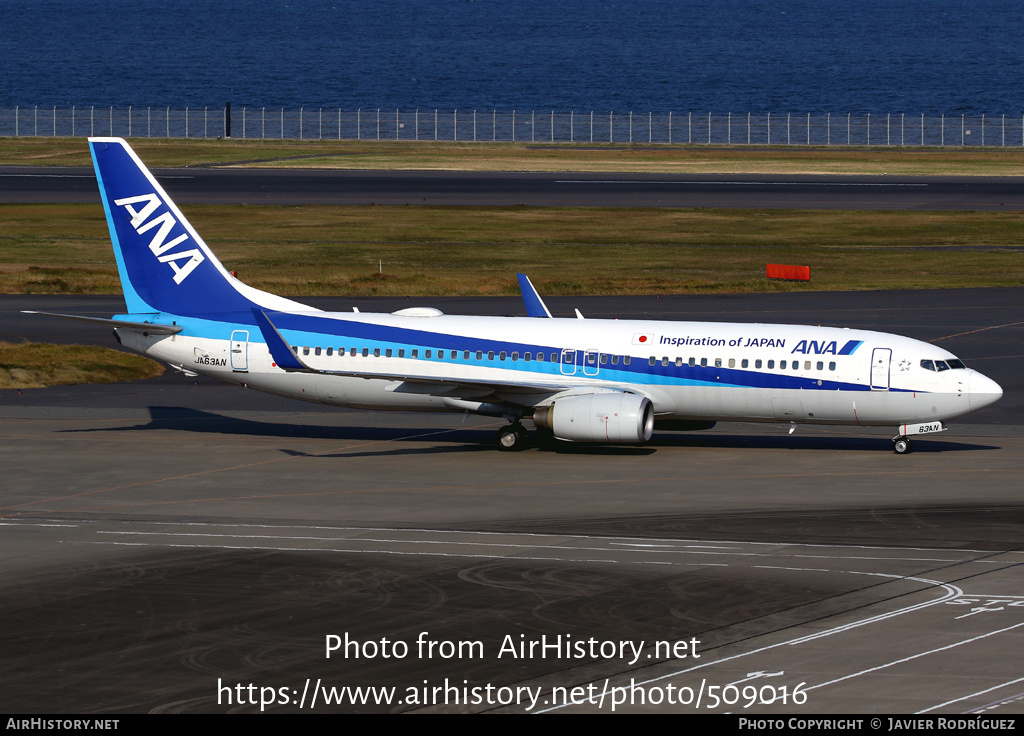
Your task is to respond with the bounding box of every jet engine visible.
[532,392,654,443]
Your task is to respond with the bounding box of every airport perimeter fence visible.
[3,106,1024,147]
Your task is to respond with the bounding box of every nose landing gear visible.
[893,436,914,454]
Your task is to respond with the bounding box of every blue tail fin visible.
[89,137,309,317]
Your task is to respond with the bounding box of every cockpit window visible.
[920,359,934,371]
[935,360,950,371]
[947,359,966,369]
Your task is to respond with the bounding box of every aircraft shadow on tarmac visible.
[59,406,462,442]
[649,432,1001,453]
[56,406,1001,456]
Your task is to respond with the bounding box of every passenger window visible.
[326,347,333,356]
[742,359,749,368]
[291,346,298,354]
[438,351,445,360]
[399,349,405,358]
[463,350,470,359]
[700,358,707,367]
[829,361,836,371]
[476,351,482,360]
[755,359,761,368]
[425,349,432,358]
[303,346,310,356]
[715,358,722,367]
[780,360,786,369]
[386,348,393,358]
[601,354,608,364]
[373,348,381,357]
[649,357,656,366]
[804,361,810,370]
[816,361,823,370]
[675,357,683,367]
[411,349,418,358]
[662,357,669,366]
[688,357,695,367]
[361,348,369,357]
[587,353,596,365]
[623,356,631,365]
[512,352,519,361]
[767,360,774,369]
[350,348,357,357]
[315,347,322,356]
[611,355,619,365]
[499,351,507,360]
[488,351,495,360]
[729,358,735,368]
[525,352,532,361]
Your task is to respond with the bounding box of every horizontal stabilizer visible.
[22,311,183,334]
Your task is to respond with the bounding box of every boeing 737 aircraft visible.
[28,138,1002,452]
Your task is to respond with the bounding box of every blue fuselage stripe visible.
[135,310,909,394]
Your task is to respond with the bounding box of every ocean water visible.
[1,0,1021,114]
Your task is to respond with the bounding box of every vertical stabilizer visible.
[88,137,312,317]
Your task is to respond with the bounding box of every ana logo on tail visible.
[113,193,206,284]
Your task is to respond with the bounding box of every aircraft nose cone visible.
[969,371,1003,412]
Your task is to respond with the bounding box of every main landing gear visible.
[495,422,530,451]
[893,436,914,455]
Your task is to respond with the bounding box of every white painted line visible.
[809,621,1024,692]
[919,675,1024,713]
[555,180,930,187]
[539,573,959,712]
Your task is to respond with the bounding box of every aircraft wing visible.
[252,309,572,394]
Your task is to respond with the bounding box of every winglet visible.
[251,309,312,372]
[516,273,552,318]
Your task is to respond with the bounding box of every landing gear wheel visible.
[893,436,914,455]
[496,423,528,451]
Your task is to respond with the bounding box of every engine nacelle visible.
[533,392,654,443]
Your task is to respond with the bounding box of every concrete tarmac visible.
[2,290,1022,713]
[5,167,1024,209]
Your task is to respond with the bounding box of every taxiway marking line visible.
[920,676,1024,714]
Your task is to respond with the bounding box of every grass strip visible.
[0,342,165,389]
[1,203,1022,296]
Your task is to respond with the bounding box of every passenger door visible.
[230,330,249,372]
[870,348,891,390]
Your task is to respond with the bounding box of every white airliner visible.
[28,138,1002,453]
